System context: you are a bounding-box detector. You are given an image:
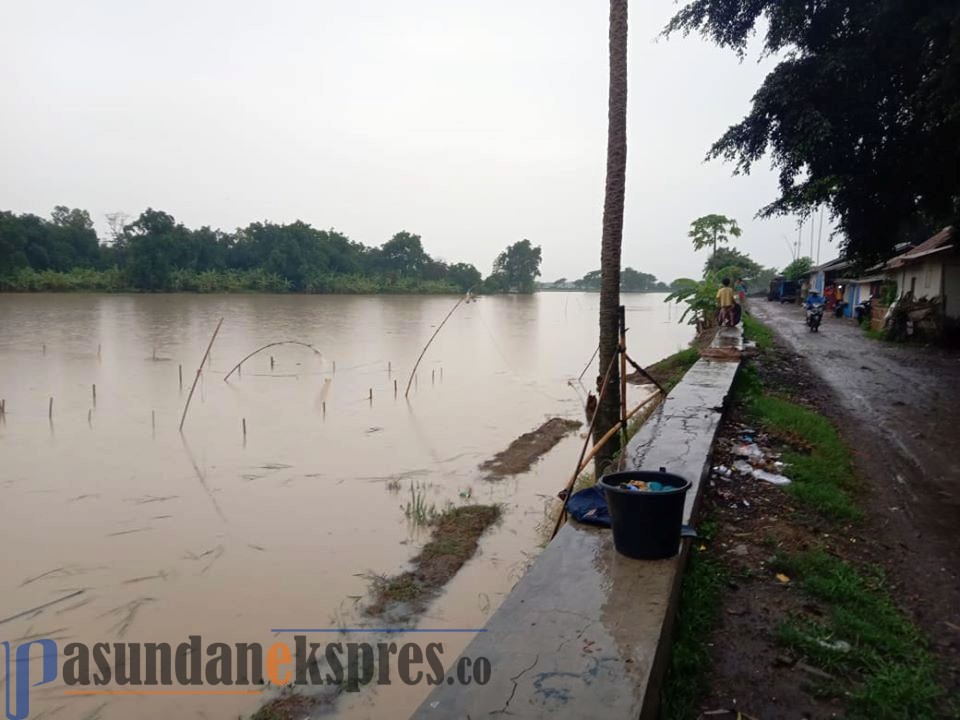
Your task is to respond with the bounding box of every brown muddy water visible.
[0,292,692,720]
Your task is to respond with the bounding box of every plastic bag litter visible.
[732,443,765,460]
[752,468,792,486]
[732,459,792,486]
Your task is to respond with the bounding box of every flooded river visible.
[0,292,692,720]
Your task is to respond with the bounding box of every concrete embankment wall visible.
[414,326,743,719]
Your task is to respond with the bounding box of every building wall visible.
[944,262,960,319]
[896,260,944,300]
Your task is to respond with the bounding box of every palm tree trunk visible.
[594,0,628,475]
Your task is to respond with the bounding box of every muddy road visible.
[751,300,960,672]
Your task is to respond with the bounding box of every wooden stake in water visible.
[394,379,398,397]
[179,364,183,391]
[242,418,247,437]
[322,401,326,417]
[388,361,392,373]
[151,410,156,431]
[431,369,435,384]
[92,384,96,406]
[332,360,336,374]
[179,317,224,433]
[87,408,92,427]
[270,356,275,370]
[48,397,53,419]
[368,388,373,404]
[97,343,101,361]
[42,343,46,355]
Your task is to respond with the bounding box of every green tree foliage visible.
[575,267,668,292]
[665,0,960,263]
[486,239,542,293]
[783,256,814,282]
[688,214,741,257]
[0,207,100,272]
[704,247,778,293]
[621,267,669,292]
[0,207,487,294]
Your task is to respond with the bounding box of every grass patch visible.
[742,311,774,350]
[367,505,502,617]
[661,521,727,720]
[644,347,700,392]
[863,325,887,342]
[734,364,860,522]
[775,550,947,719]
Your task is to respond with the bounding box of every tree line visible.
[0,207,544,294]
[547,267,674,292]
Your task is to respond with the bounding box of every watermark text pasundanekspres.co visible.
[3,633,491,719]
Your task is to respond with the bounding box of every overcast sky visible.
[0,0,837,282]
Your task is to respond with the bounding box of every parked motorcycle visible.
[854,298,872,324]
[806,304,824,332]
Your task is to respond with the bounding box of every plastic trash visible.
[752,469,792,486]
[733,443,765,460]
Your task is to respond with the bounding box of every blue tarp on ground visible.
[566,486,611,527]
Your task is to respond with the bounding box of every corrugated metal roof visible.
[885,226,955,269]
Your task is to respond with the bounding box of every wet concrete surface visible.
[413,328,743,719]
[751,301,960,669]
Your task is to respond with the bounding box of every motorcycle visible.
[806,303,824,332]
[854,298,872,324]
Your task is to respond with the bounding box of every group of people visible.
[716,277,747,327]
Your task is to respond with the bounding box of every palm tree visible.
[594,0,628,473]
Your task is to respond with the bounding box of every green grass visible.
[742,312,774,350]
[734,365,860,521]
[775,550,948,719]
[863,325,887,342]
[645,347,701,392]
[661,521,727,720]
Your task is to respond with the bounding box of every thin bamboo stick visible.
[404,293,469,398]
[223,341,321,382]
[550,352,619,539]
[92,384,96,406]
[179,318,224,432]
[618,305,627,438]
[550,392,661,539]
[578,344,600,382]
[48,397,53,419]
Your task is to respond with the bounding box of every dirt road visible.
[751,300,960,676]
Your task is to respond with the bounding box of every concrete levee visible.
[413,326,743,719]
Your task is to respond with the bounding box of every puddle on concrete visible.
[0,292,692,720]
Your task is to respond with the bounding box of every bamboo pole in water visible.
[48,397,53,419]
[179,317,224,432]
[550,390,662,540]
[550,352,619,539]
[618,305,628,442]
[222,341,321,382]
[404,293,469,398]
